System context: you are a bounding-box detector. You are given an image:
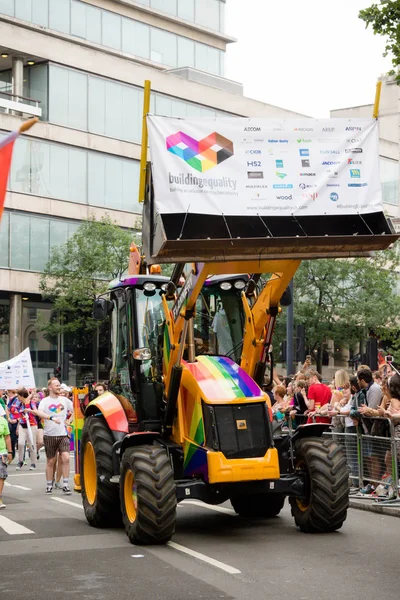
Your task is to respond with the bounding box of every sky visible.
[225,0,392,117]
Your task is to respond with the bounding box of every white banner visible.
[0,348,36,389]
[147,116,382,217]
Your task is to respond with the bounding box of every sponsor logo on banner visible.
[327,170,339,178]
[294,127,314,132]
[330,192,339,202]
[297,138,312,143]
[345,148,363,153]
[322,127,335,132]
[166,130,234,173]
[347,138,362,143]
[322,161,340,165]
[348,183,368,187]
[299,183,317,189]
[276,159,284,168]
[350,169,361,178]
[327,183,340,188]
[268,139,289,143]
[276,171,287,179]
[245,149,262,155]
[244,127,261,131]
[301,159,310,167]
[247,171,264,179]
[348,158,361,165]
[300,172,316,177]
[247,161,262,167]
[273,184,293,189]
[242,137,264,144]
[302,192,318,200]
[276,194,293,200]
[320,150,340,155]
[299,149,310,157]
[345,126,362,132]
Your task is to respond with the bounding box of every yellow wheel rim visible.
[295,460,310,512]
[124,469,137,524]
[84,442,97,505]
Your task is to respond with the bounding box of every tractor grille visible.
[203,402,271,459]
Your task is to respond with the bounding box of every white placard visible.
[0,348,36,389]
[147,116,382,217]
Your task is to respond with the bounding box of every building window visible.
[0,301,10,363]
[0,0,225,74]
[380,157,399,206]
[46,65,231,143]
[0,130,141,213]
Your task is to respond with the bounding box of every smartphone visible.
[306,355,312,361]
[386,355,393,364]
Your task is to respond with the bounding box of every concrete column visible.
[9,293,22,358]
[12,57,24,99]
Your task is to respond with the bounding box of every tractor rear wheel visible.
[230,493,285,518]
[81,416,122,528]
[289,438,349,533]
[120,444,176,545]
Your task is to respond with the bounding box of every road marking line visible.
[51,497,83,509]
[0,515,35,535]
[182,500,236,515]
[4,482,32,491]
[167,541,241,575]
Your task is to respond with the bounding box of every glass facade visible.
[0,0,225,75]
[47,64,228,142]
[0,211,81,271]
[0,131,141,212]
[380,157,399,206]
[138,0,225,33]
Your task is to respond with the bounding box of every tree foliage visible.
[273,245,400,371]
[359,1,400,80]
[40,216,136,338]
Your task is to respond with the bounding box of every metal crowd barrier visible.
[323,416,400,502]
[273,412,400,503]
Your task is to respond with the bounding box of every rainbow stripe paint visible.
[184,355,263,401]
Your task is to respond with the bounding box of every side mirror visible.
[93,298,113,320]
[280,286,292,307]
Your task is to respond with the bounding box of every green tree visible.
[273,246,400,372]
[359,1,400,80]
[40,215,136,340]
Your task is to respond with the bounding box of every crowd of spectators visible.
[268,360,400,497]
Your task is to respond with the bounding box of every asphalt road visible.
[1,455,398,600]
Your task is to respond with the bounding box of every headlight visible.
[143,282,156,292]
[220,281,232,291]
[234,280,246,290]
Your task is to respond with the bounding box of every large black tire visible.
[289,438,349,533]
[231,493,285,518]
[120,445,176,545]
[81,417,122,528]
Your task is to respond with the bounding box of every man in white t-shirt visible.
[32,377,73,495]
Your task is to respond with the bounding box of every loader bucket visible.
[142,194,398,264]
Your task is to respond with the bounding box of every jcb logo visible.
[236,419,247,430]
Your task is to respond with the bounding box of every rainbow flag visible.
[0,118,38,222]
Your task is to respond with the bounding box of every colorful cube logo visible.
[166,131,234,173]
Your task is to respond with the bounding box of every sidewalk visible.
[349,494,400,518]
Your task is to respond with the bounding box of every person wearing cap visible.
[0,403,12,508]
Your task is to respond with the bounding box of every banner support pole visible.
[138,80,151,204]
[373,80,382,119]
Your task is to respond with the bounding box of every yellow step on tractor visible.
[78,91,399,544]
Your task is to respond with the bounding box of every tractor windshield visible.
[135,288,165,379]
[194,283,244,363]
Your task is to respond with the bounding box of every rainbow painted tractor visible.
[78,96,399,544]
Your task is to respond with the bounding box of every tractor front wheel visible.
[289,438,349,533]
[81,417,122,528]
[120,444,176,545]
[230,493,285,518]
